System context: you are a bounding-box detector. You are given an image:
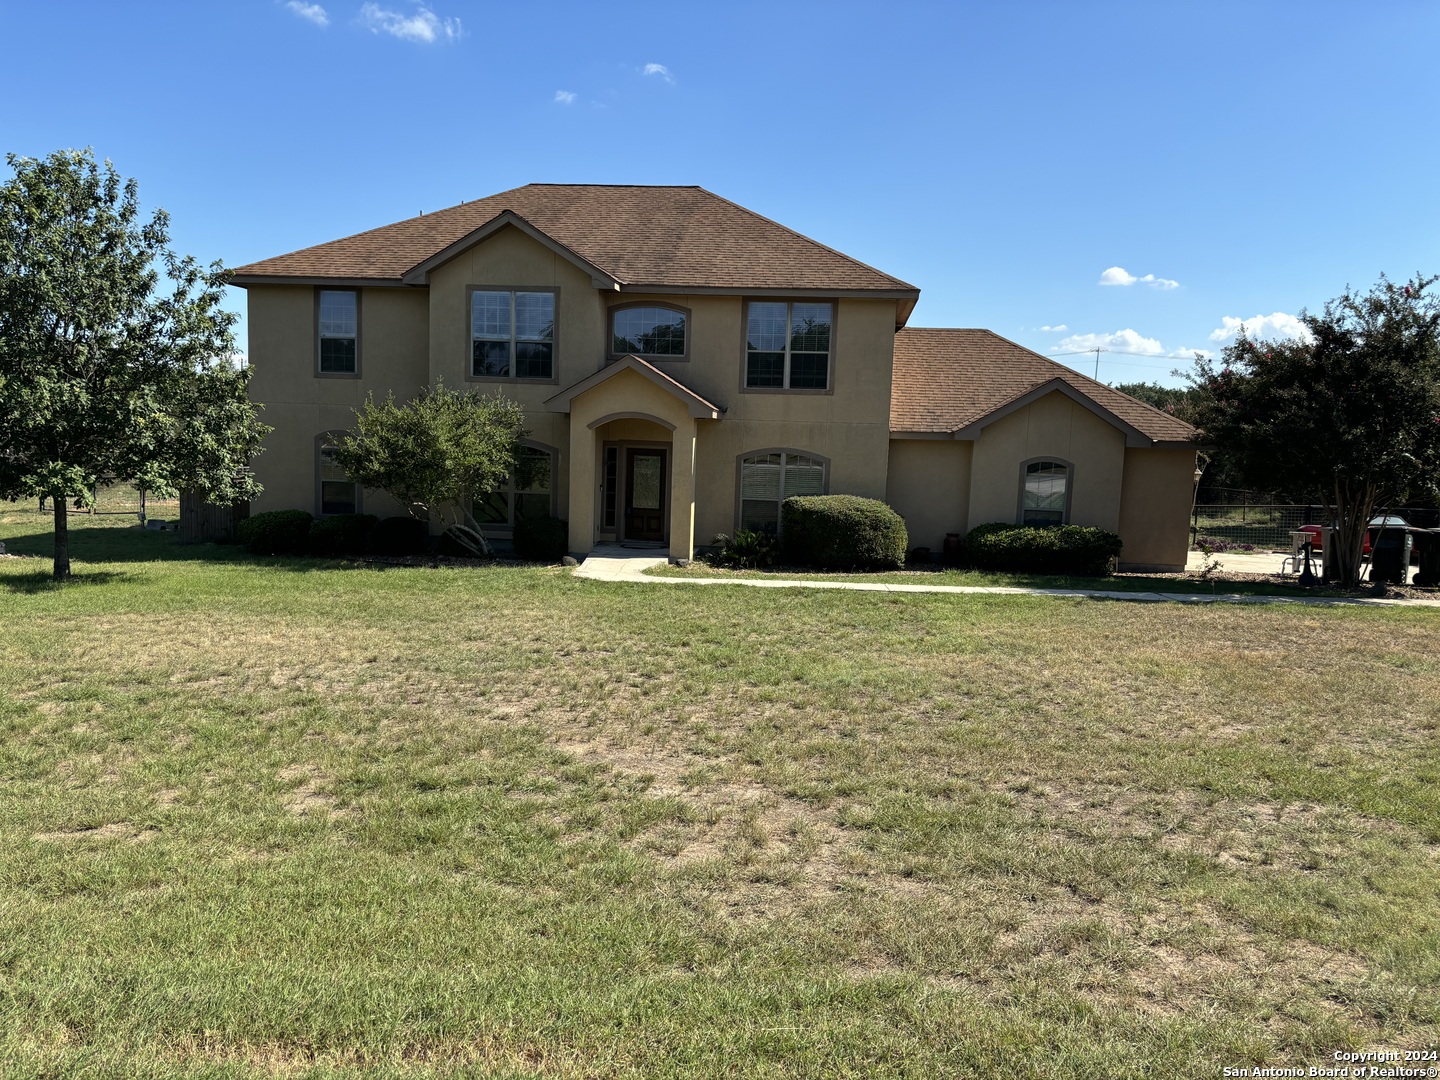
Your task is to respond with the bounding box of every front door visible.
[624,449,666,542]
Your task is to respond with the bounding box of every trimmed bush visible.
[308,513,377,556]
[513,515,569,562]
[780,495,908,571]
[961,522,1123,576]
[369,515,429,556]
[235,509,313,555]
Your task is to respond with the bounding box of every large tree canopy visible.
[1186,275,1440,585]
[0,148,268,579]
[326,383,533,557]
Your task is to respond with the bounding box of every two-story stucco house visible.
[231,184,1198,570]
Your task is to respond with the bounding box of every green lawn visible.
[2,512,1438,1077]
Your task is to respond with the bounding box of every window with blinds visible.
[739,450,827,535]
[471,290,555,379]
[318,290,358,374]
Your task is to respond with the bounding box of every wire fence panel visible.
[1,484,180,519]
[1192,504,1438,551]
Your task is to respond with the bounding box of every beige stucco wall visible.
[246,284,428,517]
[1116,447,1197,570]
[885,439,972,552]
[244,229,900,549]
[967,392,1126,532]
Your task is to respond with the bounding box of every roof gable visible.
[544,355,723,420]
[891,328,1197,445]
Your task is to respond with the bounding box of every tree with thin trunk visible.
[1186,275,1440,586]
[0,149,268,579]
[326,383,533,556]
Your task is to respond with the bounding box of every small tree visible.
[1187,275,1440,586]
[326,383,532,556]
[0,149,268,579]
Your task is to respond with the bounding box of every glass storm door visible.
[624,449,666,541]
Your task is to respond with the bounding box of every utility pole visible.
[1093,347,1103,379]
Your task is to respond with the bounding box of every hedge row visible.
[234,510,570,562]
[960,522,1123,576]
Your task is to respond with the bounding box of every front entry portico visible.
[545,355,723,562]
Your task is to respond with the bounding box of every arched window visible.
[1020,459,1071,526]
[737,449,828,536]
[610,304,688,360]
[316,433,360,516]
[477,443,556,528]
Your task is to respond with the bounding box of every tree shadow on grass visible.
[0,568,135,593]
[0,526,514,576]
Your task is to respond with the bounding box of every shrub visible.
[709,530,779,569]
[961,522,1123,576]
[780,495,907,571]
[308,513,378,556]
[369,515,429,556]
[513,515,569,562]
[235,509,313,556]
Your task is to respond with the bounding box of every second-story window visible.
[471,290,555,380]
[610,304,687,360]
[318,289,358,375]
[745,301,832,390]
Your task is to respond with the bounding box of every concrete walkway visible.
[572,544,1439,608]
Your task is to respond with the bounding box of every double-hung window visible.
[317,289,358,375]
[745,301,832,390]
[318,440,359,515]
[471,289,555,380]
[477,446,554,527]
[1020,460,1070,526]
[738,450,827,535]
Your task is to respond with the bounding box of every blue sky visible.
[3,1,1437,386]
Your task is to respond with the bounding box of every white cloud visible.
[643,62,674,83]
[1208,312,1313,344]
[359,2,461,43]
[1056,328,1211,361]
[1040,324,1068,332]
[1059,328,1165,355]
[285,1,328,25]
[554,90,577,105]
[1098,266,1179,290]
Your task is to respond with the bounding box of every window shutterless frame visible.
[1016,456,1074,526]
[739,299,837,394]
[315,431,362,516]
[607,300,691,362]
[733,447,830,536]
[315,288,360,378]
[464,285,560,384]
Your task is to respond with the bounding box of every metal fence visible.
[1192,503,1439,551]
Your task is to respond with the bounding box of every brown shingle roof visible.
[231,184,917,294]
[892,328,1197,444]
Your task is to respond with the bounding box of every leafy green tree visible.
[1186,275,1440,585]
[326,383,532,556]
[1112,381,1196,420]
[0,149,268,579]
